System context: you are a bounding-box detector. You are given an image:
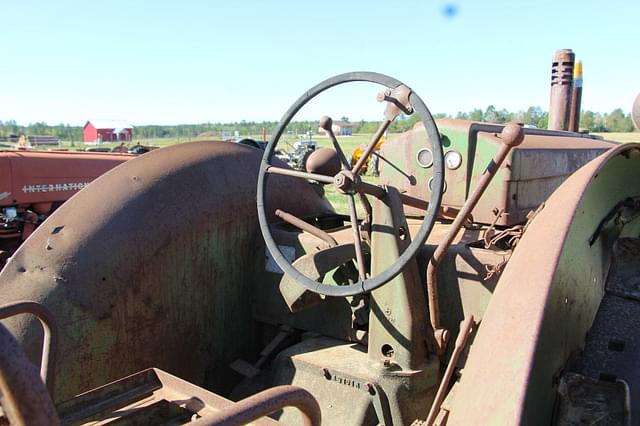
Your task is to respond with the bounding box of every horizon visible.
[2,1,638,126]
[1,104,634,128]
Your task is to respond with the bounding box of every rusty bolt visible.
[319,116,333,132]
[334,170,359,194]
[322,368,331,379]
[376,89,392,103]
[499,123,525,147]
[366,383,376,395]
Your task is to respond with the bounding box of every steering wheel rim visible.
[257,71,444,297]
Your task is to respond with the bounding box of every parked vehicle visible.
[0,150,133,263]
[274,139,318,171]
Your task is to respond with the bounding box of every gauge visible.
[428,177,447,193]
[444,150,463,170]
[416,148,433,168]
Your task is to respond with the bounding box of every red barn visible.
[83,120,133,144]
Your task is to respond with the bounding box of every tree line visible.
[0,107,635,141]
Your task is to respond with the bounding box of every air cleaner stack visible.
[548,49,575,131]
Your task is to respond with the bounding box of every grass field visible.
[274,133,382,215]
[593,132,640,143]
[53,129,639,215]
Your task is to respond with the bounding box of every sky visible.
[1,0,639,126]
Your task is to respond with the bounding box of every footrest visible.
[56,368,276,425]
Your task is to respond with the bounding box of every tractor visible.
[0,150,133,264]
[0,69,638,425]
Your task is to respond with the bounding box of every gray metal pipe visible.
[192,385,321,426]
[0,300,58,399]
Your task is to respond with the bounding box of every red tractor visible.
[0,150,132,261]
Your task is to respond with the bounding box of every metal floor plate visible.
[578,238,640,423]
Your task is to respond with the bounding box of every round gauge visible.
[444,150,463,170]
[416,148,433,168]
[429,177,447,193]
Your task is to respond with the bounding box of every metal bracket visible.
[378,85,413,121]
[368,382,393,426]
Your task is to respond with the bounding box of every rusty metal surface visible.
[193,385,321,426]
[317,117,351,170]
[578,293,640,424]
[425,123,524,354]
[270,335,439,426]
[380,119,615,227]
[575,238,640,423]
[275,209,337,247]
[304,147,341,177]
[0,141,333,402]
[0,322,60,426]
[0,300,57,398]
[605,237,640,300]
[446,143,640,425]
[368,187,430,371]
[353,82,413,176]
[279,244,355,312]
[548,49,575,131]
[56,367,277,425]
[425,316,474,426]
[554,373,630,425]
[271,188,440,425]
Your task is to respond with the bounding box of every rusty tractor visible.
[0,150,133,263]
[0,62,639,425]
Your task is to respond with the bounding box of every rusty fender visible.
[0,141,332,402]
[447,143,640,425]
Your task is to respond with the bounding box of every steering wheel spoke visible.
[346,194,367,282]
[266,166,334,184]
[319,116,351,171]
[352,119,392,176]
[357,191,373,222]
[275,209,338,247]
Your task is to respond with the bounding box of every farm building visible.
[83,120,133,144]
[321,120,354,136]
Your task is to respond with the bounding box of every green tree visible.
[484,105,498,123]
[580,110,596,130]
[605,108,634,132]
[469,109,484,122]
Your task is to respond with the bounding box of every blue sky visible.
[1,0,638,125]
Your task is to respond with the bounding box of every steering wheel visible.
[257,72,444,297]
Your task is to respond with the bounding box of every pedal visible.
[229,359,261,379]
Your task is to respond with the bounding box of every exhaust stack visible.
[569,61,583,132]
[548,49,575,131]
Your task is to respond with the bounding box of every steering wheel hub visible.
[334,170,360,194]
